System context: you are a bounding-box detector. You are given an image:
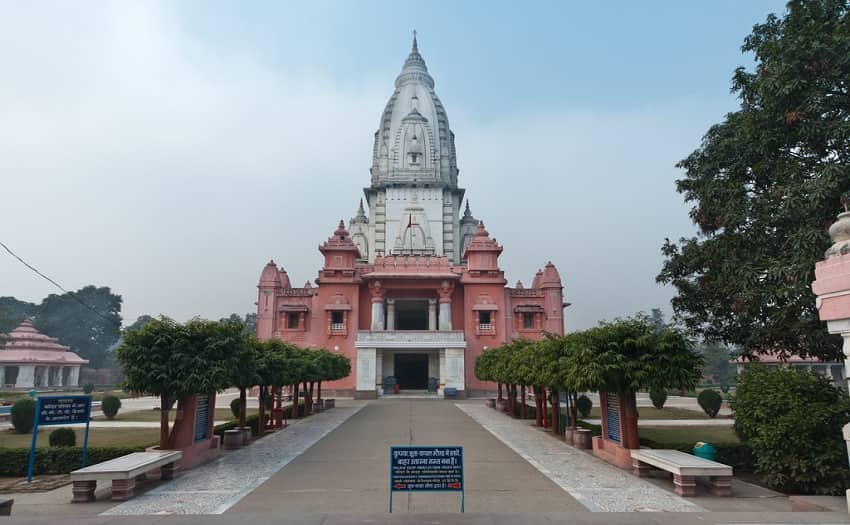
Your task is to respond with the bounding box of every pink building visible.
[255,37,567,398]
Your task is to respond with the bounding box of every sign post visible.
[389,445,464,513]
[27,395,92,482]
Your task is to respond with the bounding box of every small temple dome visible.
[540,261,563,288]
[826,210,850,259]
[259,260,282,287]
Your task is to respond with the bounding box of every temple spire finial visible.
[412,29,418,53]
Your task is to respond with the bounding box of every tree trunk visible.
[535,388,543,426]
[159,394,170,449]
[569,392,578,431]
[257,387,266,436]
[520,385,527,419]
[542,389,549,428]
[551,389,560,435]
[292,383,299,419]
[497,383,503,402]
[307,382,314,415]
[239,386,247,429]
[317,380,322,402]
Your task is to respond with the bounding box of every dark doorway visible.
[395,299,429,330]
[394,353,428,389]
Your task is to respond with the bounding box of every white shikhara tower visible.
[348,35,477,264]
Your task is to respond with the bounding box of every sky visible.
[0,1,788,331]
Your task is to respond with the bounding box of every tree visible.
[231,335,260,429]
[0,296,37,335]
[36,286,122,368]
[658,0,850,361]
[124,315,154,334]
[700,343,738,385]
[115,316,241,449]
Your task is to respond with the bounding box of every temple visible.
[0,320,88,389]
[255,36,567,398]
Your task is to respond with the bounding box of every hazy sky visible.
[0,1,786,331]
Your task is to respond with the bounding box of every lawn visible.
[588,406,709,420]
[638,426,740,444]
[0,427,159,448]
[93,407,256,422]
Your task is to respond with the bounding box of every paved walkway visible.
[457,403,703,512]
[228,399,587,514]
[101,402,366,515]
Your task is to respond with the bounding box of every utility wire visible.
[0,239,118,324]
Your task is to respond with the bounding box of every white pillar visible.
[356,348,377,393]
[371,300,385,331]
[376,350,383,393]
[439,301,452,331]
[428,299,437,331]
[17,365,35,388]
[0,366,4,388]
[69,367,80,387]
[386,299,395,331]
[444,348,465,391]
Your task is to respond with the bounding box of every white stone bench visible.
[70,450,182,502]
[631,449,732,496]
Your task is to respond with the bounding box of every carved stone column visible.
[386,298,396,331]
[428,299,437,331]
[369,281,386,331]
[437,281,454,331]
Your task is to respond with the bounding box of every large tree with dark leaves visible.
[36,286,122,368]
[658,0,850,360]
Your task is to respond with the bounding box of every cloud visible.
[0,2,710,331]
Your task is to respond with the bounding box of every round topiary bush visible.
[697,389,722,418]
[731,365,850,495]
[101,395,122,420]
[230,398,241,418]
[11,398,36,434]
[82,383,95,394]
[48,427,76,447]
[649,388,667,409]
[576,394,592,419]
[720,383,730,394]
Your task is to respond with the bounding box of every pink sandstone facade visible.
[255,38,567,398]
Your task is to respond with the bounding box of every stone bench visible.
[70,450,182,502]
[631,449,733,496]
[0,498,13,516]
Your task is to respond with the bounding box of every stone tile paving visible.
[456,403,704,513]
[101,402,366,516]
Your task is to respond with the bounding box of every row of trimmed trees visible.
[475,315,704,446]
[116,317,350,449]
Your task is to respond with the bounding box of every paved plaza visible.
[2,399,849,524]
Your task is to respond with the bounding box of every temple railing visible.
[355,330,466,349]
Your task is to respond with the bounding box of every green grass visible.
[0,427,159,448]
[638,426,740,444]
[588,406,709,420]
[94,407,256,422]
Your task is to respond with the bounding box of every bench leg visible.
[632,459,652,477]
[673,474,697,497]
[160,462,178,480]
[72,480,97,503]
[111,478,136,501]
[709,476,732,496]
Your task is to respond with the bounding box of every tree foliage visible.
[658,0,850,361]
[697,389,723,418]
[11,398,36,434]
[731,365,850,495]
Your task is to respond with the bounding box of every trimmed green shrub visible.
[0,447,143,477]
[649,388,667,409]
[48,427,76,447]
[732,365,850,495]
[576,395,592,418]
[101,395,121,420]
[720,383,730,394]
[697,389,722,418]
[11,398,36,434]
[230,398,241,418]
[82,383,95,394]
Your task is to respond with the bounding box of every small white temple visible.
[0,320,88,389]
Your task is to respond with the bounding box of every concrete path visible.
[457,403,703,512]
[101,401,366,515]
[228,399,587,514]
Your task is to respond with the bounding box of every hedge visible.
[0,447,143,477]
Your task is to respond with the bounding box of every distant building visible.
[0,320,88,389]
[255,37,567,398]
[732,352,844,388]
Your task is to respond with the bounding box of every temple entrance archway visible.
[394,353,428,389]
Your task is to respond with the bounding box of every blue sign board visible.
[605,393,621,444]
[389,446,464,512]
[28,395,92,482]
[194,395,210,443]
